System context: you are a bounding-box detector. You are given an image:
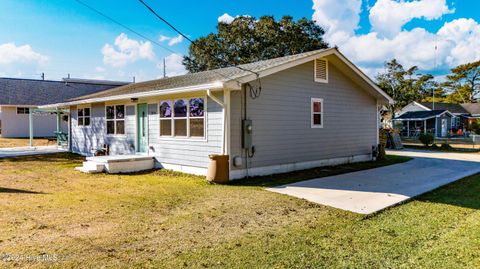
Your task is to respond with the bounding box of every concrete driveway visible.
[267,149,480,214]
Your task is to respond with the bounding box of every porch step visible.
[77,155,155,174]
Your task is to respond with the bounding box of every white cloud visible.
[158,34,185,46]
[168,35,184,46]
[369,0,454,38]
[102,33,155,67]
[0,43,48,65]
[159,35,170,42]
[311,0,480,80]
[159,53,187,77]
[437,18,480,67]
[218,13,235,24]
[312,0,362,45]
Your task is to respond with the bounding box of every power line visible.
[73,0,235,82]
[136,0,260,77]
[74,0,257,87]
[73,0,176,54]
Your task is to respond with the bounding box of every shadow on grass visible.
[404,144,480,153]
[0,187,45,194]
[415,172,480,210]
[231,155,412,188]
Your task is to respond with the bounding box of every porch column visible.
[56,108,60,134]
[29,108,33,147]
[407,121,410,137]
[424,120,427,134]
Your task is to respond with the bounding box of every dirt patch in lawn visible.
[0,138,50,148]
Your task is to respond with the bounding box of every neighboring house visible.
[41,48,392,180]
[395,101,480,137]
[0,78,127,138]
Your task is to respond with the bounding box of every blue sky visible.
[0,0,479,82]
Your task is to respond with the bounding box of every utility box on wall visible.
[242,119,253,149]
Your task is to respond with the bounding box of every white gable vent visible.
[314,58,328,83]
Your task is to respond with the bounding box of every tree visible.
[443,60,480,103]
[376,59,435,114]
[183,16,329,73]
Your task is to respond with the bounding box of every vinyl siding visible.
[230,61,377,170]
[70,94,223,169]
[71,102,135,156]
[0,106,67,138]
[148,94,223,168]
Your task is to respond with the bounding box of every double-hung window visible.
[311,98,324,128]
[77,107,91,126]
[159,97,205,138]
[106,105,125,135]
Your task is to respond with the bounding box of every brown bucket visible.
[206,155,230,184]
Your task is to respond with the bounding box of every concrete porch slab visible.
[267,150,480,214]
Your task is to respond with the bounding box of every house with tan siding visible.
[41,48,392,180]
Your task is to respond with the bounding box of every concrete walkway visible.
[267,149,480,214]
[0,146,67,158]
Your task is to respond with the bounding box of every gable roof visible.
[41,48,393,108]
[0,78,126,106]
[418,102,469,114]
[460,103,480,116]
[394,110,453,120]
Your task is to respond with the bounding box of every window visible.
[311,98,323,128]
[16,107,30,114]
[159,101,172,136]
[106,105,125,135]
[314,59,328,83]
[159,97,205,138]
[77,107,91,126]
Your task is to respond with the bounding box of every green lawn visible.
[1,153,479,268]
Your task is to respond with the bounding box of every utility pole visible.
[163,58,166,78]
[41,72,45,80]
[433,35,438,110]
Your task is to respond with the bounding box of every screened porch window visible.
[159,97,205,138]
[106,105,125,135]
[77,107,91,126]
[16,107,30,114]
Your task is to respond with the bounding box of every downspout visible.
[207,89,226,155]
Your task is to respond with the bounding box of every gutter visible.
[39,82,224,109]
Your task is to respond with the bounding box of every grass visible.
[1,153,479,268]
[0,138,51,148]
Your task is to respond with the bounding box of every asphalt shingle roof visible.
[395,110,448,119]
[419,102,469,114]
[0,78,122,106]
[460,103,480,115]
[70,48,333,101]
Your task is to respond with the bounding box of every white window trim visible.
[314,58,329,83]
[77,105,91,127]
[16,106,31,115]
[105,104,127,136]
[311,98,324,128]
[158,96,207,141]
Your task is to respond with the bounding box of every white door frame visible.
[441,118,448,137]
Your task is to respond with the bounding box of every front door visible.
[441,118,448,137]
[137,103,148,153]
